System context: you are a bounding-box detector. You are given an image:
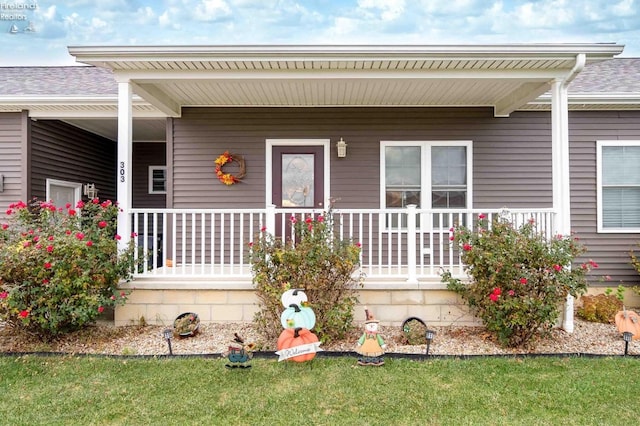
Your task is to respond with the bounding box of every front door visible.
[272,145,325,210]
[270,144,326,238]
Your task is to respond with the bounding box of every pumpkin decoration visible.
[280,303,316,330]
[276,327,320,362]
[615,308,640,340]
[280,288,308,308]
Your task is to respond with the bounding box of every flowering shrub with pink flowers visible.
[249,205,363,344]
[0,199,136,339]
[441,215,593,348]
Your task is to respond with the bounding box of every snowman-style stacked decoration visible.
[275,289,323,362]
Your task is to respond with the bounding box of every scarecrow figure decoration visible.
[223,333,256,369]
[356,307,387,366]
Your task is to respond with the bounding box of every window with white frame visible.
[148,166,167,194]
[597,141,640,232]
[381,141,472,228]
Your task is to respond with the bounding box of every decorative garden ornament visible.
[224,333,256,369]
[615,308,640,340]
[356,308,387,366]
[276,327,322,362]
[280,303,316,329]
[280,288,308,308]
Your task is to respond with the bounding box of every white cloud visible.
[612,0,636,16]
[357,0,405,21]
[194,0,232,21]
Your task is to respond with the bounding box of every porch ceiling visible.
[69,44,625,118]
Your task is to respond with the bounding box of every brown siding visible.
[133,142,166,208]
[0,112,25,211]
[570,110,640,286]
[172,107,554,210]
[30,120,116,201]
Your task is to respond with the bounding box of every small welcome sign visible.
[276,340,323,361]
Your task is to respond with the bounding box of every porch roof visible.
[66,44,625,118]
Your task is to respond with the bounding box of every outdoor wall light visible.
[83,183,98,199]
[162,328,174,356]
[0,174,4,192]
[336,138,347,158]
[425,329,436,356]
[622,331,633,356]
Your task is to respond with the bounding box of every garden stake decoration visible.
[223,333,256,369]
[355,308,387,366]
[275,289,323,362]
[614,308,640,340]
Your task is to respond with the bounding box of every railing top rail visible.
[130,207,557,214]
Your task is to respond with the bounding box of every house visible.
[1,44,640,329]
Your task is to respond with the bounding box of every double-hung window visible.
[381,141,472,229]
[597,141,640,232]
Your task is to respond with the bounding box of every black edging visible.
[1,350,638,360]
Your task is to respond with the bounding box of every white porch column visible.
[117,81,133,252]
[551,77,574,333]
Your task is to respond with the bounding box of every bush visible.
[249,207,364,344]
[441,215,592,348]
[0,199,136,339]
[576,292,623,323]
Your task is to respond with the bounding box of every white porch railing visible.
[130,206,556,281]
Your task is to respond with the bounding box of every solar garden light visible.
[425,329,436,356]
[622,331,633,356]
[162,328,174,356]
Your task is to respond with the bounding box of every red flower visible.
[356,242,362,248]
[6,209,13,215]
[110,295,116,300]
[44,262,52,269]
[42,279,49,285]
[32,236,39,243]
[0,291,8,299]
[46,245,54,253]
[98,221,108,228]
[508,290,515,296]
[290,216,297,224]
[115,234,122,241]
[101,200,112,208]
[478,213,486,219]
[248,241,254,247]
[305,217,313,224]
[120,291,126,298]
[68,209,76,216]
[553,264,562,272]
[1,223,8,230]
[463,243,472,251]
[23,241,31,248]
[76,232,85,240]
[76,200,85,209]
[519,277,528,285]
[92,198,100,204]
[261,226,267,232]
[65,202,72,209]
[98,306,105,313]
[65,230,72,235]
[489,293,499,302]
[589,259,599,268]
[86,240,93,247]
[317,215,324,223]
[492,287,502,296]
[48,235,54,241]
[19,310,29,318]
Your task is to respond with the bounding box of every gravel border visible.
[1,318,638,357]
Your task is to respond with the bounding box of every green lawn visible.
[1,355,638,425]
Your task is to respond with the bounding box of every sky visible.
[1,0,639,66]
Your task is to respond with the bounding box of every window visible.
[597,141,640,232]
[381,141,472,228]
[149,166,167,194]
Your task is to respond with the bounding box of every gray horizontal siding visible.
[133,142,166,208]
[172,107,553,210]
[570,110,640,286]
[30,120,117,201]
[0,112,25,211]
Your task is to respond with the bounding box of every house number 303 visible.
[119,162,126,182]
